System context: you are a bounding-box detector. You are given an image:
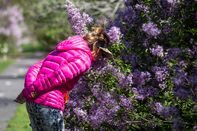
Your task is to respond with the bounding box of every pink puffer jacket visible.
[23,36,93,111]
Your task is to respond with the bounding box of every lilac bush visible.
[0,6,24,39]
[64,0,197,130]
[0,5,25,56]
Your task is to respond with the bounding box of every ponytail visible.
[83,26,112,59]
[83,26,110,52]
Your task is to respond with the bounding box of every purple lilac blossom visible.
[101,92,120,122]
[66,99,77,108]
[184,48,195,58]
[73,107,88,121]
[119,95,133,110]
[167,0,177,5]
[112,6,138,35]
[193,126,197,131]
[114,7,137,29]
[135,4,149,13]
[98,64,126,85]
[82,12,93,24]
[132,86,159,100]
[107,26,122,43]
[122,7,137,25]
[89,106,107,127]
[152,66,168,82]
[91,84,101,98]
[160,0,176,8]
[178,60,187,68]
[142,22,161,37]
[159,83,167,90]
[89,92,120,127]
[65,0,93,35]
[132,70,151,86]
[150,45,164,57]
[120,73,133,87]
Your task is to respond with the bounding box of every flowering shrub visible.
[0,6,24,40]
[64,0,196,130]
[0,5,24,56]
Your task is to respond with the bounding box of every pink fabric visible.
[23,36,93,111]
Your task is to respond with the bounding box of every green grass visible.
[0,59,13,73]
[5,104,31,131]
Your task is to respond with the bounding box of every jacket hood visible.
[56,35,93,60]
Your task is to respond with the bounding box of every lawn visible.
[0,59,31,131]
[5,104,31,131]
[0,60,13,73]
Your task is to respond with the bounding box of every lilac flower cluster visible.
[142,22,161,37]
[107,26,122,43]
[65,0,93,35]
[135,4,149,13]
[89,92,120,127]
[152,66,168,82]
[73,107,88,121]
[97,64,126,86]
[150,45,164,57]
[151,66,169,89]
[121,73,133,87]
[119,95,133,110]
[0,6,24,40]
[132,70,151,86]
[132,86,159,100]
[167,0,177,5]
[113,6,138,34]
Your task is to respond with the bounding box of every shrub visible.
[64,0,197,130]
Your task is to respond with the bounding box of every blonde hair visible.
[83,26,110,52]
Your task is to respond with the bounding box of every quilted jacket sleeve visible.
[20,60,43,100]
[33,50,92,93]
[24,60,43,88]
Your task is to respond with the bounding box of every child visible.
[15,26,112,131]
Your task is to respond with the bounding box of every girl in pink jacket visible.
[15,27,112,131]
